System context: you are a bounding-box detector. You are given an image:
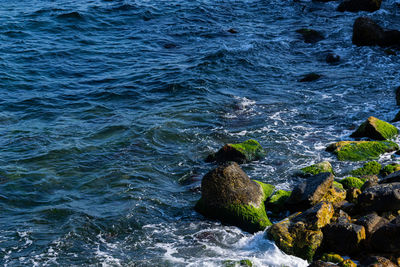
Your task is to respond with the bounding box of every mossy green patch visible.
[373,118,398,140]
[340,259,357,267]
[230,139,266,162]
[381,163,400,176]
[333,181,344,190]
[321,253,344,264]
[254,180,275,199]
[350,161,381,177]
[223,259,253,267]
[300,161,333,177]
[326,141,399,161]
[267,190,291,214]
[339,177,365,189]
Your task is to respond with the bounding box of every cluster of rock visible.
[195,116,400,266]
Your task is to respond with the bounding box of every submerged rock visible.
[358,182,400,212]
[338,0,381,12]
[287,172,334,211]
[223,259,253,266]
[350,161,381,177]
[195,162,273,233]
[326,53,340,64]
[352,17,400,47]
[299,73,322,82]
[350,116,398,141]
[326,140,399,161]
[206,139,266,164]
[299,161,333,177]
[370,215,400,253]
[296,29,324,43]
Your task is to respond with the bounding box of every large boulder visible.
[195,162,273,233]
[322,221,366,254]
[338,0,381,12]
[326,140,398,161]
[287,172,334,211]
[370,215,400,253]
[206,139,266,164]
[339,177,365,190]
[355,212,389,237]
[350,116,398,141]
[379,170,400,184]
[358,183,400,212]
[299,161,334,177]
[267,203,333,261]
[352,17,400,47]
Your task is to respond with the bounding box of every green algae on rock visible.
[339,177,365,189]
[333,181,344,190]
[381,163,400,176]
[350,116,398,141]
[299,161,333,177]
[267,189,291,215]
[321,253,344,264]
[206,139,266,164]
[326,140,399,161]
[350,161,381,177]
[195,162,273,233]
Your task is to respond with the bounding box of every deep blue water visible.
[1,0,400,266]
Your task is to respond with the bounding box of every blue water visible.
[1,0,400,266]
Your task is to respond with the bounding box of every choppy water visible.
[1,0,400,266]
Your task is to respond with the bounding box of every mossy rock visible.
[321,187,346,204]
[381,163,400,176]
[206,139,266,164]
[321,253,344,264]
[267,189,291,215]
[195,162,273,233]
[339,259,357,267]
[351,116,398,141]
[299,161,333,177]
[339,177,365,190]
[223,259,253,267]
[326,141,399,161]
[350,161,381,177]
[333,181,344,190]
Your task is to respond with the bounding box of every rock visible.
[308,261,337,267]
[360,175,379,191]
[392,111,400,122]
[358,183,400,212]
[206,139,266,164]
[223,259,253,266]
[333,209,352,224]
[338,0,381,12]
[321,186,347,205]
[322,221,366,254]
[266,189,291,215]
[326,53,340,64]
[380,170,400,184]
[381,165,400,178]
[291,202,335,230]
[333,181,344,190]
[300,161,333,177]
[227,28,238,34]
[350,116,398,141]
[361,180,377,191]
[356,212,389,237]
[352,17,400,47]
[370,215,400,253]
[339,259,357,267]
[334,201,358,216]
[321,253,344,264]
[296,29,324,43]
[396,86,400,106]
[346,188,362,203]
[299,73,322,82]
[287,172,334,211]
[267,219,323,261]
[350,161,381,177]
[361,256,398,267]
[326,140,399,161]
[385,49,396,56]
[195,162,273,233]
[340,177,365,189]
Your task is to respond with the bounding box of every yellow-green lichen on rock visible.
[321,253,344,264]
[351,116,398,141]
[326,141,399,161]
[350,161,381,177]
[300,161,333,177]
[339,259,357,267]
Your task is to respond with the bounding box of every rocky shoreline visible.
[195,115,400,266]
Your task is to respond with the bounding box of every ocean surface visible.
[1,0,400,266]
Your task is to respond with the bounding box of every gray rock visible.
[379,171,400,184]
[355,212,389,236]
[322,221,366,254]
[370,216,400,253]
[358,183,400,212]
